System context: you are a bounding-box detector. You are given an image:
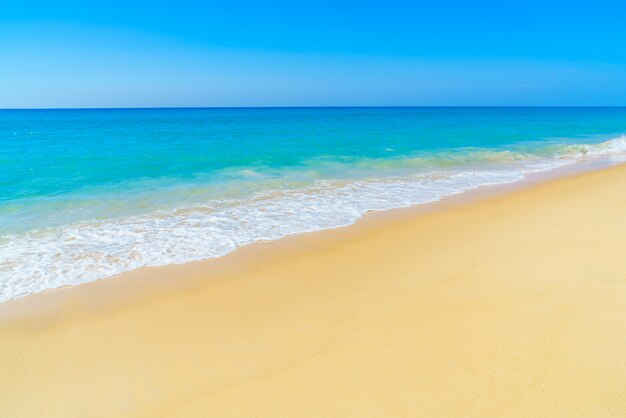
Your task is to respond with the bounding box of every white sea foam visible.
[1,136,625,303]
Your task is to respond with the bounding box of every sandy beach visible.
[1,163,626,417]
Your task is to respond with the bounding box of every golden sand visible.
[1,164,626,417]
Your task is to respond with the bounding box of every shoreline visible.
[1,154,624,313]
[2,160,626,416]
[3,130,626,304]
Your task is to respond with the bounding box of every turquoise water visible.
[1,107,626,301]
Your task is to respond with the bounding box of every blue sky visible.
[2,0,626,108]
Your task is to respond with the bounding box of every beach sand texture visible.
[1,164,626,417]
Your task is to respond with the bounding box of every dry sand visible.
[1,164,626,417]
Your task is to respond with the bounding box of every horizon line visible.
[3,105,626,111]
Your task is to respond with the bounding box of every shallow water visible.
[1,107,626,301]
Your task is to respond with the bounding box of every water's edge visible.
[2,139,625,304]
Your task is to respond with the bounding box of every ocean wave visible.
[302,135,626,172]
[1,136,625,303]
[562,135,626,156]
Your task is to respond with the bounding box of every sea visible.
[1,107,626,302]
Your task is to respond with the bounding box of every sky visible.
[1,0,626,108]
